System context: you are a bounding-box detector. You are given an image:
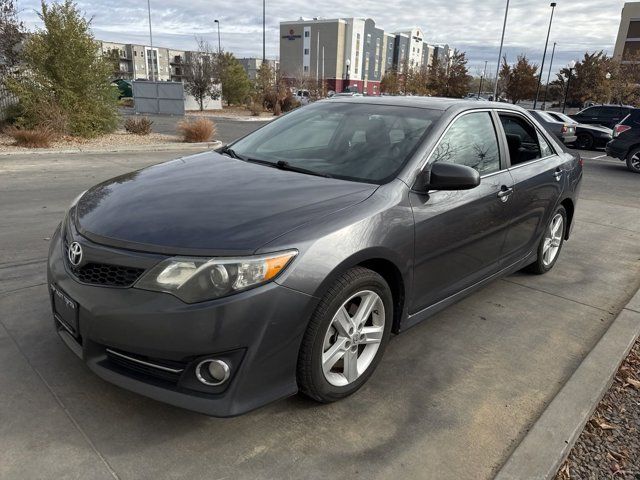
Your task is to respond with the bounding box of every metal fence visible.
[132,81,185,116]
[0,83,18,121]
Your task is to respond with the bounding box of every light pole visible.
[214,19,221,55]
[478,60,488,99]
[493,0,510,101]
[606,71,612,103]
[146,0,154,81]
[262,0,266,62]
[562,60,576,114]
[534,2,557,110]
[542,41,556,110]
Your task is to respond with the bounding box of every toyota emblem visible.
[68,241,83,267]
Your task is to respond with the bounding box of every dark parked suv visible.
[570,104,634,130]
[48,98,582,416]
[606,108,640,173]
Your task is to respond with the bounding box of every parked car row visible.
[606,108,640,173]
[528,110,613,150]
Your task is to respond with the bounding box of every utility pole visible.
[214,20,221,55]
[478,60,488,99]
[493,0,510,102]
[262,0,266,62]
[146,0,154,81]
[542,42,556,110]
[533,2,557,109]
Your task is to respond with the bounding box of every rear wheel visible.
[575,133,594,150]
[626,147,640,173]
[297,267,393,403]
[526,205,567,275]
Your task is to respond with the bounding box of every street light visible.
[262,0,266,62]
[534,2,557,109]
[493,0,510,101]
[214,20,221,55]
[606,72,612,103]
[562,60,576,114]
[542,41,557,110]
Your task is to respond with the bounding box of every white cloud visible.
[17,0,626,74]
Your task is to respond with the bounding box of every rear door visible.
[409,110,514,312]
[496,111,566,266]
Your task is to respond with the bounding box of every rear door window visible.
[498,114,543,166]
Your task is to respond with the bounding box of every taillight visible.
[561,124,568,134]
[613,124,631,138]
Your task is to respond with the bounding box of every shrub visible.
[4,126,55,148]
[124,117,153,135]
[281,94,301,113]
[5,1,118,138]
[177,117,216,143]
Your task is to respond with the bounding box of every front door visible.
[409,110,514,313]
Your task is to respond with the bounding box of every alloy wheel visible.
[631,152,640,171]
[542,213,564,267]
[321,290,385,387]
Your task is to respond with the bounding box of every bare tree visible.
[183,38,220,111]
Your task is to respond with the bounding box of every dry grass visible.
[3,126,56,148]
[124,117,153,135]
[177,117,216,143]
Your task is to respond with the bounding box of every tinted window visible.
[432,112,500,175]
[499,114,542,166]
[231,102,441,184]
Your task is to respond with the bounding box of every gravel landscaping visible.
[0,131,182,153]
[556,338,640,479]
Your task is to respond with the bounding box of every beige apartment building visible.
[614,2,640,61]
[99,41,186,81]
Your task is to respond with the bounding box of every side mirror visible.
[413,162,480,192]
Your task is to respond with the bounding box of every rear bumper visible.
[47,224,317,417]
[605,140,628,161]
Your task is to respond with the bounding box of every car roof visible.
[323,95,527,113]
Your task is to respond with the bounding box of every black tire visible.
[575,133,594,150]
[526,205,567,275]
[626,147,640,174]
[297,267,393,403]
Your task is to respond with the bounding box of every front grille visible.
[105,348,186,384]
[63,237,145,287]
[71,263,145,287]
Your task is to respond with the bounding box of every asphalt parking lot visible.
[1,148,639,479]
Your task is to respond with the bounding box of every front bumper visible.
[47,223,317,417]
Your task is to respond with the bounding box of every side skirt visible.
[399,252,536,333]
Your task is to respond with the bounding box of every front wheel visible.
[626,147,640,173]
[526,205,567,274]
[297,267,393,403]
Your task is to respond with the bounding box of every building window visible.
[376,38,380,47]
[304,48,309,55]
[366,34,371,45]
[303,65,309,72]
[304,31,310,37]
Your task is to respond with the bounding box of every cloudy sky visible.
[17,0,626,76]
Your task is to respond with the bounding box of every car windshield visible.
[548,112,575,124]
[229,102,441,183]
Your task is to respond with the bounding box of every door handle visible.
[554,169,562,181]
[497,186,514,203]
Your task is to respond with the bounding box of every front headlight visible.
[134,250,298,303]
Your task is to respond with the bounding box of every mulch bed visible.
[556,337,640,479]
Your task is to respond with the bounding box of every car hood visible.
[75,152,377,255]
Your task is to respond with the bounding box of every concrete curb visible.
[0,140,222,157]
[495,288,640,480]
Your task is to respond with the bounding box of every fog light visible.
[195,359,230,386]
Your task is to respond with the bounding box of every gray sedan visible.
[47,98,582,416]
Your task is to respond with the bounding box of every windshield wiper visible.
[218,145,245,160]
[274,160,333,178]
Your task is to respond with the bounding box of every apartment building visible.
[614,2,640,61]
[279,17,452,94]
[238,58,280,80]
[99,41,185,82]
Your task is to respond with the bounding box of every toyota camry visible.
[47,97,582,416]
